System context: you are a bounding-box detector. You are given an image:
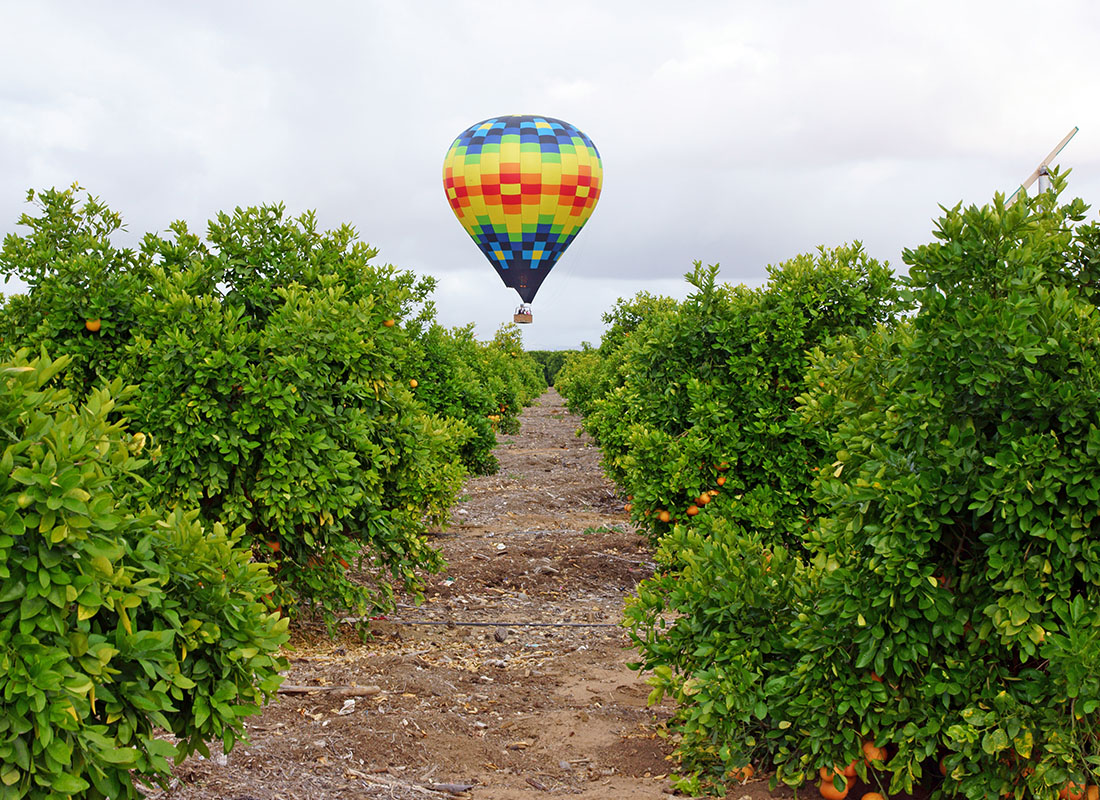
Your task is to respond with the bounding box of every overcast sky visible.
[2,1,1098,349]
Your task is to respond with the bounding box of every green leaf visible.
[981,728,1009,755]
[1013,729,1033,759]
[51,772,90,793]
[98,746,139,765]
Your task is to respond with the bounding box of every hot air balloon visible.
[443,115,602,323]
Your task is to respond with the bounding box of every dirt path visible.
[165,388,697,800]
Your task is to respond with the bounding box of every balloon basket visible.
[514,312,533,324]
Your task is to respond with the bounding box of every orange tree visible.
[481,322,547,433]
[0,189,481,626]
[128,204,471,623]
[0,349,286,799]
[780,179,1100,799]
[558,248,899,796]
[573,248,900,549]
[527,349,575,387]
[400,321,545,475]
[617,179,1100,797]
[556,291,679,420]
[0,185,152,393]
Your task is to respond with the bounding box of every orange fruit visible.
[383,319,395,327]
[729,765,754,783]
[716,462,729,471]
[1061,784,1085,800]
[843,760,858,778]
[624,503,633,513]
[819,776,850,800]
[409,379,418,388]
[265,540,280,553]
[697,494,711,506]
[862,741,886,765]
[1085,786,1098,800]
[716,475,727,486]
[685,505,700,517]
[657,510,671,523]
[862,794,884,800]
[939,758,947,776]
[85,318,101,332]
[870,672,883,683]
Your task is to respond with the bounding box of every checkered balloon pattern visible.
[443,115,602,304]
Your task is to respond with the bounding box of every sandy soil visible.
[159,389,807,800]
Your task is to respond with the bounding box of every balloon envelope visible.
[443,115,602,304]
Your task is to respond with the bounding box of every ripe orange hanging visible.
[862,741,886,765]
[819,776,850,800]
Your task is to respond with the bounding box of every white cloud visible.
[2,0,1099,350]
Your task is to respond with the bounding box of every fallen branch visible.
[346,769,477,797]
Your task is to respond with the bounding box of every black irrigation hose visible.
[347,617,621,629]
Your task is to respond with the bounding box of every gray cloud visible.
[2,0,1098,349]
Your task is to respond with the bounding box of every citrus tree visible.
[480,323,546,434]
[0,185,152,393]
[576,247,900,550]
[0,349,286,799]
[619,179,1100,798]
[527,349,576,387]
[126,205,472,624]
[780,179,1100,799]
[0,187,541,626]
[401,322,546,475]
[557,291,679,420]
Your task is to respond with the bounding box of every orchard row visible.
[0,185,544,798]
[557,176,1100,800]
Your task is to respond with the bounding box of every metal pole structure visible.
[1038,165,1051,194]
[1007,127,1079,206]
